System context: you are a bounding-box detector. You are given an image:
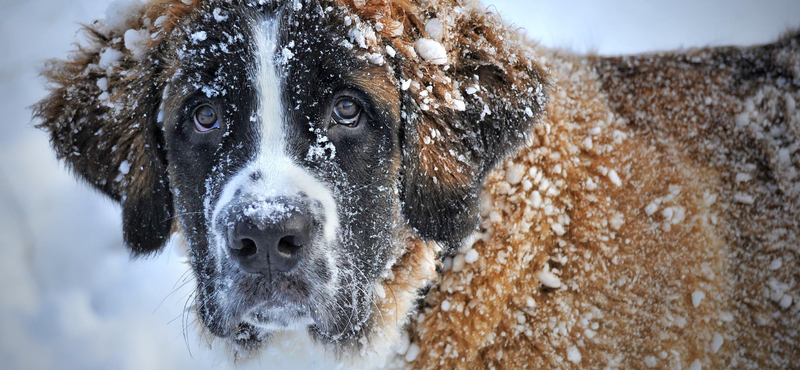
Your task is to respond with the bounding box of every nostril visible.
[277,236,303,256]
[233,238,258,258]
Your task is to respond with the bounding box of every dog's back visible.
[405,33,800,369]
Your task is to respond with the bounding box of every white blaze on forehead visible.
[210,16,340,244]
[253,16,285,158]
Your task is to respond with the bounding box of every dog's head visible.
[34,0,547,359]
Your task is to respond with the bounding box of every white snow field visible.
[0,0,798,369]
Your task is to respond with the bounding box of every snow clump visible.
[97,48,123,69]
[537,267,561,289]
[212,7,228,22]
[464,249,479,264]
[106,0,145,34]
[607,169,622,186]
[691,290,705,308]
[190,31,208,43]
[414,38,448,65]
[566,346,582,364]
[711,333,724,353]
[404,343,421,362]
[424,18,444,41]
[123,28,150,60]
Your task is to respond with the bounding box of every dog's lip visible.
[242,299,314,330]
[248,299,304,312]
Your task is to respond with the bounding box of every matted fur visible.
[33,0,799,369]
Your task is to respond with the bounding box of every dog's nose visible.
[227,199,314,274]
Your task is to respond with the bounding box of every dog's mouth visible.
[243,299,315,332]
[198,257,374,345]
[220,269,321,330]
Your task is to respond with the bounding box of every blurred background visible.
[1,1,799,369]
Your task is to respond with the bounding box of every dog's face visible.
[165,3,403,343]
[35,0,547,357]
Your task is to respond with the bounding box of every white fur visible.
[253,17,284,161]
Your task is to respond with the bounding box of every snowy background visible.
[1,1,798,369]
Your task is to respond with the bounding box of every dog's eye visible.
[331,98,362,126]
[194,105,219,132]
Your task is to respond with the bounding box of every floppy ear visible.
[381,2,549,246]
[32,1,196,255]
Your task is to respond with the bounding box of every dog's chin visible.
[243,302,315,332]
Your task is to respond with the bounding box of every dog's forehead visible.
[171,3,367,98]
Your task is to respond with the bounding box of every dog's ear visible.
[378,3,549,247]
[33,1,196,255]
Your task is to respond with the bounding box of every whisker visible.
[154,271,195,314]
[341,177,392,197]
[161,211,206,224]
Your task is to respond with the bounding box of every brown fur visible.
[401,34,800,369]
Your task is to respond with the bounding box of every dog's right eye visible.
[194,105,219,132]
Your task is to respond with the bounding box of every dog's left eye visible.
[331,98,362,126]
[194,105,219,132]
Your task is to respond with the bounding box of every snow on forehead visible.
[96,0,544,120]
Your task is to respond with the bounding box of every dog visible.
[34,0,799,368]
